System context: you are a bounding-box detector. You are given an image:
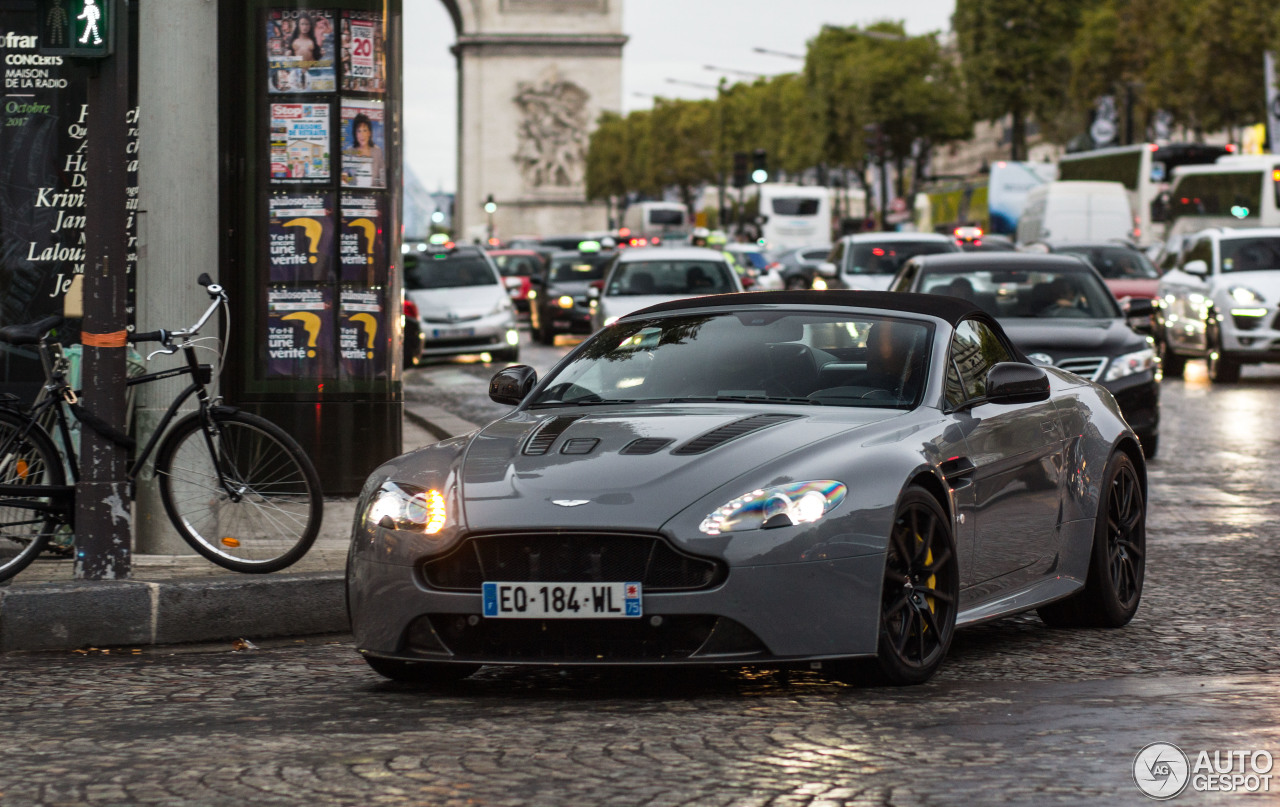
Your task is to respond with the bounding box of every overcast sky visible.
[403,0,957,193]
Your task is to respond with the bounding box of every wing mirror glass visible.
[985,362,1050,404]
[1182,259,1209,277]
[489,365,537,405]
[817,262,838,278]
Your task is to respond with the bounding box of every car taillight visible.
[403,299,419,319]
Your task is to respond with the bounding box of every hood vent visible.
[560,438,599,455]
[524,415,582,455]
[673,413,802,455]
[620,438,674,455]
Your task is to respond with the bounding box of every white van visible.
[621,201,689,242]
[1015,181,1136,245]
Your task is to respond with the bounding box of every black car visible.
[891,252,1160,457]
[528,247,617,345]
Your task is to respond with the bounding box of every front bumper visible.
[1222,309,1280,361]
[1102,371,1159,437]
[348,550,884,666]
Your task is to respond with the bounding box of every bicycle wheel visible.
[0,409,66,582]
[155,408,322,573]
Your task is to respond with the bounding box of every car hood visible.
[407,286,505,321]
[1213,270,1280,298]
[1000,317,1146,356]
[451,405,904,531]
[601,294,704,321]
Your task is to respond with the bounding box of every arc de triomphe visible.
[438,0,626,240]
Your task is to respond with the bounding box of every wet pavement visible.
[2,356,1280,806]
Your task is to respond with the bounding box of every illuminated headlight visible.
[505,329,519,345]
[1230,308,1267,318]
[1104,348,1156,382]
[812,278,828,290]
[557,295,575,309]
[1229,286,1265,305]
[699,481,847,535]
[365,481,447,534]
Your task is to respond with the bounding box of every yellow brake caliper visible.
[917,529,937,632]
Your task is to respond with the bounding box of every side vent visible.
[673,414,801,455]
[560,438,599,455]
[620,438,674,455]
[524,416,582,455]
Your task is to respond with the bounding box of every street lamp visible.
[483,194,497,243]
[703,65,769,80]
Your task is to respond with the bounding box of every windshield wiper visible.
[665,395,823,406]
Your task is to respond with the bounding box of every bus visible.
[621,201,689,243]
[758,184,833,251]
[1163,156,1280,239]
[1058,143,1231,245]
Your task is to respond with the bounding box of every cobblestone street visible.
[3,360,1280,806]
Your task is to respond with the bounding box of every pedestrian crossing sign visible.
[36,0,114,58]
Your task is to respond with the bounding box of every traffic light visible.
[36,0,114,58]
[751,149,768,184]
[483,194,497,214]
[732,152,749,189]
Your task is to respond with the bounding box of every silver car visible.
[590,247,742,330]
[348,291,1147,686]
[404,246,519,363]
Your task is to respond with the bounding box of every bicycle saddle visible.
[0,315,63,346]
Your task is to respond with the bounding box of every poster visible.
[339,195,384,285]
[268,193,334,283]
[266,287,333,379]
[270,103,330,183]
[340,11,385,93]
[339,100,386,188]
[338,288,386,380]
[266,8,336,93]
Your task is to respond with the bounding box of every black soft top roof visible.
[635,290,983,327]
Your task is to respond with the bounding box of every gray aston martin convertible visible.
[347,291,1147,686]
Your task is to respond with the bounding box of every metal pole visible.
[77,0,132,580]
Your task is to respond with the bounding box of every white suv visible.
[1156,227,1280,382]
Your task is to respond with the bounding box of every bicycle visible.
[0,273,323,582]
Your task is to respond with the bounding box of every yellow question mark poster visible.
[266,287,333,379]
[338,288,385,380]
[269,193,334,282]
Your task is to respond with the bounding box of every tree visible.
[585,111,628,202]
[953,0,1085,159]
[648,98,717,210]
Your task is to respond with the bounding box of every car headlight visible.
[1229,286,1265,305]
[1104,348,1156,382]
[365,481,447,534]
[557,295,575,309]
[699,481,846,535]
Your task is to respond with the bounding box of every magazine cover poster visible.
[266,287,334,379]
[339,195,385,285]
[268,193,335,283]
[340,100,386,189]
[270,103,331,183]
[340,11,385,93]
[339,288,386,381]
[266,8,336,93]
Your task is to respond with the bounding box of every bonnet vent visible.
[524,415,582,455]
[620,438,674,455]
[673,414,801,455]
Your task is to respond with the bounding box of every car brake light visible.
[403,299,419,319]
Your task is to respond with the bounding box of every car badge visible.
[1028,352,1054,366]
[552,499,590,507]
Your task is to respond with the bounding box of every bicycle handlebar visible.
[133,275,227,349]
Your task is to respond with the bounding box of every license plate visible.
[431,327,475,338]
[482,582,642,619]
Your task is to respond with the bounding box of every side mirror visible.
[1123,298,1155,334]
[489,365,537,405]
[817,261,837,278]
[1182,259,1208,277]
[985,362,1050,404]
[586,285,600,300]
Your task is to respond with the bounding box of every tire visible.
[1206,326,1241,383]
[833,487,958,686]
[1038,452,1145,628]
[155,408,322,573]
[1158,338,1185,378]
[364,655,480,684]
[0,410,65,583]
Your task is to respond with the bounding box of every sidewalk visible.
[0,403,473,653]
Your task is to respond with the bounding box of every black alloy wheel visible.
[1205,322,1241,383]
[1157,336,1185,378]
[1038,451,1145,628]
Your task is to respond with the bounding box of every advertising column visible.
[221,1,401,496]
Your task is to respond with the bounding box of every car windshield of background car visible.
[607,261,735,295]
[772,198,821,215]
[1220,237,1280,273]
[551,256,610,282]
[1060,247,1158,279]
[850,242,953,275]
[920,269,1120,319]
[404,256,497,290]
[528,312,932,409]
[493,255,539,277]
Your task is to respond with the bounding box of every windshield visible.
[1058,247,1158,279]
[491,254,543,277]
[771,198,821,215]
[1221,237,1280,273]
[529,312,932,409]
[919,268,1120,319]
[606,260,736,295]
[648,209,685,225]
[849,241,955,276]
[550,253,613,283]
[404,255,498,290]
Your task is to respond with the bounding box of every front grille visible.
[1055,356,1106,381]
[428,613,722,661]
[421,532,726,592]
[1233,313,1265,332]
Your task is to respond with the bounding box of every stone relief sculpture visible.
[513,72,591,188]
